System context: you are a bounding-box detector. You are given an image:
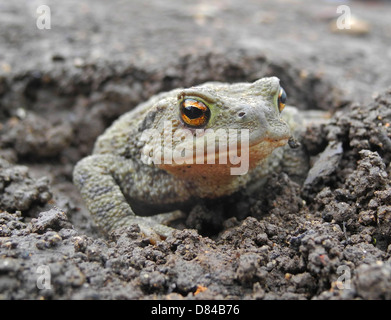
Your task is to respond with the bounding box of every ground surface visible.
[1,0,391,300]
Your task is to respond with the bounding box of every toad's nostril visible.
[238,112,246,118]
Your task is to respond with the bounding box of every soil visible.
[1,0,391,300]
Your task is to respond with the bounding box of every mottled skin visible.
[73,77,303,240]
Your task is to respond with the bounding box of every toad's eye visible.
[278,87,287,112]
[180,98,211,127]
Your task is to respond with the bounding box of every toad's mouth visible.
[201,137,288,165]
[164,135,290,168]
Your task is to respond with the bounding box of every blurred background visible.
[2,1,391,92]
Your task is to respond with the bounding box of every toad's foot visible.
[114,216,175,243]
[115,211,185,243]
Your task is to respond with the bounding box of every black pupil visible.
[184,106,203,119]
[279,89,287,104]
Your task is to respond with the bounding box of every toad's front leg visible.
[73,154,176,241]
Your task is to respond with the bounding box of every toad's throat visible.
[156,137,288,199]
[158,136,289,179]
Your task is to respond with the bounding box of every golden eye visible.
[180,98,210,127]
[278,87,287,112]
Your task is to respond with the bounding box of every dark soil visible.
[1,0,391,300]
